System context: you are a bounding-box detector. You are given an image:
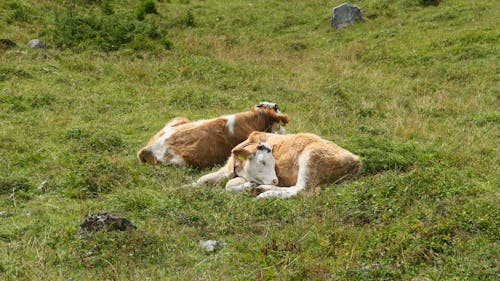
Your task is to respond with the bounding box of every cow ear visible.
[275,113,289,126]
[232,147,252,160]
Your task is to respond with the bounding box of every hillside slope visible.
[0,0,498,280]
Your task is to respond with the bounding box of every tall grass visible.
[0,0,498,280]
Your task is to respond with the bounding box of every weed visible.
[101,0,114,15]
[167,88,231,109]
[65,128,90,140]
[347,136,428,174]
[289,42,307,51]
[0,178,31,195]
[75,231,169,268]
[9,4,32,23]
[62,154,130,199]
[0,67,32,82]
[136,0,158,21]
[184,9,195,27]
[0,0,498,279]
[162,39,174,50]
[52,10,163,51]
[418,0,441,6]
[260,239,302,271]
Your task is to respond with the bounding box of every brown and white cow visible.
[137,102,289,167]
[194,132,362,198]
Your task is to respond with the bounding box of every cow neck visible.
[258,109,272,132]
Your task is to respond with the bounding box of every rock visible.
[80,212,137,235]
[198,239,225,252]
[332,3,364,28]
[37,179,49,192]
[0,39,16,50]
[0,211,7,217]
[26,39,47,49]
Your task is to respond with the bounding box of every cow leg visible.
[193,168,228,186]
[256,150,311,199]
[225,177,257,192]
[254,182,307,198]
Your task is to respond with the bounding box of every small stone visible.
[0,39,16,50]
[332,3,364,28]
[198,239,225,252]
[80,212,137,236]
[26,39,47,49]
[37,179,49,192]
[0,211,7,217]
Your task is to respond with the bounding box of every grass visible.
[0,0,499,280]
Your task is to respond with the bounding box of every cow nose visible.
[272,179,279,186]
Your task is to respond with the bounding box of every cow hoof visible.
[256,190,280,198]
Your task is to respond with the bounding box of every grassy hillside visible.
[0,0,498,280]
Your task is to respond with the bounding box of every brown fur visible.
[138,107,289,167]
[229,132,361,192]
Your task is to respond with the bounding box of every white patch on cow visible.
[194,168,227,186]
[166,148,186,165]
[238,143,278,185]
[256,149,310,198]
[192,119,208,126]
[225,177,256,192]
[295,149,311,188]
[224,114,236,135]
[150,126,176,163]
[258,101,281,113]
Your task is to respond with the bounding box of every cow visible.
[194,132,362,198]
[137,102,289,168]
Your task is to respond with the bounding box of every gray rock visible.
[0,211,7,217]
[332,3,364,28]
[80,212,137,236]
[26,39,47,49]
[198,239,225,252]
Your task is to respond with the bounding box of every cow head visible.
[137,125,184,165]
[256,102,281,113]
[232,142,279,185]
[255,101,288,134]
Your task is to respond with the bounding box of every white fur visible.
[150,126,176,163]
[258,101,281,113]
[192,119,208,126]
[225,177,257,192]
[194,169,229,186]
[237,143,278,185]
[224,114,236,135]
[256,150,310,198]
[150,123,187,165]
[166,148,186,165]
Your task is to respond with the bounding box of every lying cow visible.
[137,102,289,167]
[194,132,362,198]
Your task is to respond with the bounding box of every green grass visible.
[0,0,499,280]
